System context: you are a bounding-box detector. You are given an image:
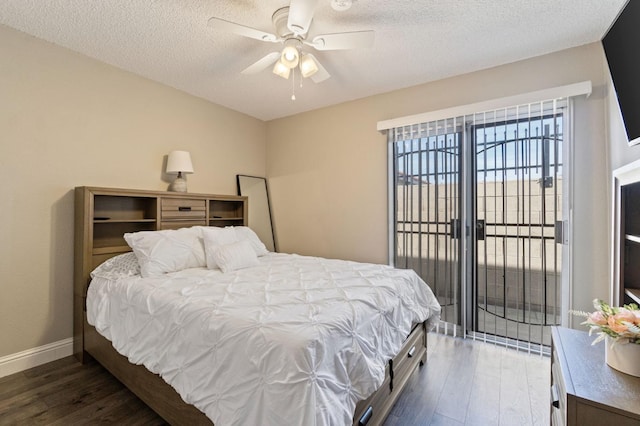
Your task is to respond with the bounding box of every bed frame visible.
[74,186,429,426]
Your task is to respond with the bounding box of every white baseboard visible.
[0,338,74,378]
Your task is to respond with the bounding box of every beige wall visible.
[266,42,611,321]
[0,25,267,358]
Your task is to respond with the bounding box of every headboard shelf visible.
[74,186,248,362]
[92,245,131,255]
[210,216,244,220]
[94,194,158,221]
[93,218,158,223]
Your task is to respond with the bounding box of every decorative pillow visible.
[202,227,239,269]
[211,239,260,273]
[90,252,140,279]
[124,227,206,277]
[233,226,269,256]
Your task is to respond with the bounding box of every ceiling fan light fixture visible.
[299,54,319,78]
[280,44,300,68]
[272,60,291,79]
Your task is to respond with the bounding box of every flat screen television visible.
[603,1,640,146]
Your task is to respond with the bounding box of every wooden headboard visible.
[73,186,247,362]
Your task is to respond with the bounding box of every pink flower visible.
[608,309,637,334]
[574,300,640,343]
[617,308,637,322]
[587,311,607,326]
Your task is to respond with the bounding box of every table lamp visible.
[166,150,194,192]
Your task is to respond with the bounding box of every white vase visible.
[605,336,640,377]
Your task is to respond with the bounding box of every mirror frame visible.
[236,174,277,252]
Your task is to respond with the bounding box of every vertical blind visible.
[389,98,570,355]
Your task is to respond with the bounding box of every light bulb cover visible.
[272,60,291,79]
[299,54,319,78]
[283,48,297,61]
[280,39,300,69]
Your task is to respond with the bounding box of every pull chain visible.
[291,68,296,101]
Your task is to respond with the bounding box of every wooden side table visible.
[551,326,640,425]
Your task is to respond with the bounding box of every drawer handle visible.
[178,206,192,212]
[550,384,560,409]
[358,406,373,426]
[407,345,416,358]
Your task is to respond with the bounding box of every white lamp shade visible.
[272,60,291,79]
[299,54,319,78]
[166,150,194,174]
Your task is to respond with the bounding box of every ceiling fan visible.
[207,0,374,84]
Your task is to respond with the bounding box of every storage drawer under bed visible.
[391,322,425,389]
[353,323,426,426]
[354,376,392,426]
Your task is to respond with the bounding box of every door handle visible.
[450,219,461,240]
[554,220,565,244]
[476,220,485,240]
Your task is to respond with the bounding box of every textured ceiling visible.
[0,0,628,121]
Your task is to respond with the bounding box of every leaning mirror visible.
[237,175,277,252]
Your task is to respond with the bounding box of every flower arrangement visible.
[572,299,640,345]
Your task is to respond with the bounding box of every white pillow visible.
[212,240,259,273]
[91,252,140,279]
[201,226,269,269]
[124,227,206,277]
[202,227,238,269]
[233,226,269,256]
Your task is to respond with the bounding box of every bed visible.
[74,187,441,426]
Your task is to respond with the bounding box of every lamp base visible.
[169,174,188,192]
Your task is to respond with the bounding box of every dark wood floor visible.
[0,356,165,425]
[0,333,549,425]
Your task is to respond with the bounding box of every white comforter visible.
[87,253,441,426]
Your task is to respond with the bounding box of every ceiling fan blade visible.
[288,0,319,35]
[208,17,279,43]
[306,54,330,83]
[241,52,281,75]
[308,30,374,50]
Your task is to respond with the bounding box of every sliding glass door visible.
[392,100,567,350]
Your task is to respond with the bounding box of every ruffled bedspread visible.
[87,253,441,426]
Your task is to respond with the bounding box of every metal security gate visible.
[394,119,462,330]
[471,104,564,348]
[392,100,567,351]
